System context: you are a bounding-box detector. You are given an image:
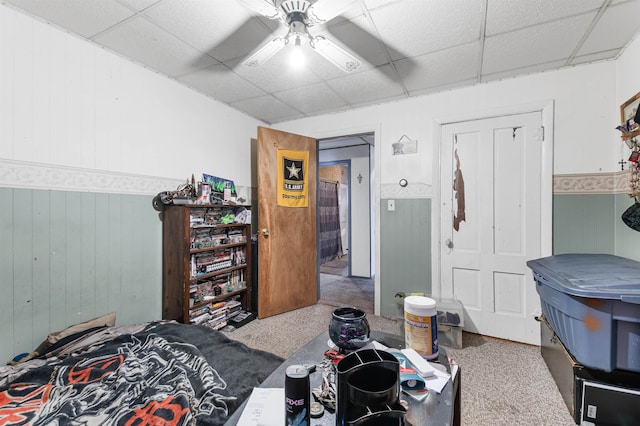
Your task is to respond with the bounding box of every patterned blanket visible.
[0,322,283,425]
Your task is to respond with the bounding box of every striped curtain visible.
[319,179,343,264]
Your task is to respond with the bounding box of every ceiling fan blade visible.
[237,0,280,19]
[307,0,360,24]
[244,37,287,67]
[311,36,361,72]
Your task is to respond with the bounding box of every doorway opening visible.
[317,132,375,312]
[319,161,350,276]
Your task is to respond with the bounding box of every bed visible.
[0,320,283,425]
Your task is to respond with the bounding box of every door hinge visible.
[535,126,545,142]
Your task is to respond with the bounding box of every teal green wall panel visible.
[12,189,34,353]
[0,192,15,354]
[553,194,616,255]
[380,198,431,319]
[553,193,640,260]
[0,188,162,363]
[32,191,52,347]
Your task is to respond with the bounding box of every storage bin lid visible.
[527,254,640,304]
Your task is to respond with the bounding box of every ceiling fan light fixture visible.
[241,0,361,72]
[281,1,311,18]
[286,19,311,46]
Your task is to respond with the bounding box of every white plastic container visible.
[404,296,438,360]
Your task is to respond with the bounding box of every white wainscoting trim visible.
[380,182,432,199]
[0,159,185,195]
[2,159,631,198]
[553,171,630,195]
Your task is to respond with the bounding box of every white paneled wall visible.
[0,4,262,362]
[0,3,261,190]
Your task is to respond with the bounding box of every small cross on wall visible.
[619,159,627,170]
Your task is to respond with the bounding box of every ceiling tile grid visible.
[139,0,265,60]
[482,13,597,75]
[93,16,219,77]
[325,64,406,106]
[368,0,485,61]
[230,94,304,123]
[397,41,481,94]
[577,0,640,56]
[177,63,267,103]
[2,0,640,124]
[484,0,606,36]
[273,80,350,115]
[5,0,137,38]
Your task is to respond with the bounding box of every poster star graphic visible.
[287,162,301,179]
[278,149,308,207]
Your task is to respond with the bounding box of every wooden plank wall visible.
[0,187,162,362]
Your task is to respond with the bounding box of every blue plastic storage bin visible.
[527,254,640,373]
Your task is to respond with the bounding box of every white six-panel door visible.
[440,112,544,345]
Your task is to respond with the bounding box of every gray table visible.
[226,331,461,425]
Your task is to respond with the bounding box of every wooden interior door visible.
[257,126,318,318]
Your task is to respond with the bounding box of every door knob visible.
[445,238,453,249]
[261,228,270,237]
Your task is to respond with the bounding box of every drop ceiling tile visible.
[230,46,323,93]
[115,0,160,12]
[369,0,484,60]
[4,0,640,125]
[324,14,390,68]
[94,15,218,77]
[481,59,568,83]
[485,0,604,36]
[363,0,403,10]
[482,13,595,75]
[325,64,406,105]
[408,77,477,97]
[274,82,350,115]
[230,95,304,124]
[396,42,480,93]
[141,0,274,62]
[5,0,136,38]
[177,64,266,103]
[577,0,640,56]
[570,49,620,65]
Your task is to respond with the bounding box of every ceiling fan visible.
[238,0,362,72]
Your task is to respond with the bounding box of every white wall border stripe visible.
[0,158,183,195]
[553,171,630,195]
[380,182,432,199]
[1,159,631,198]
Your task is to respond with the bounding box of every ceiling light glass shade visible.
[311,36,361,72]
[289,46,306,69]
[286,20,311,46]
[244,37,287,67]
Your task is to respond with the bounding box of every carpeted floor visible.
[223,261,575,425]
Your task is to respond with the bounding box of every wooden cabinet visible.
[162,204,251,326]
